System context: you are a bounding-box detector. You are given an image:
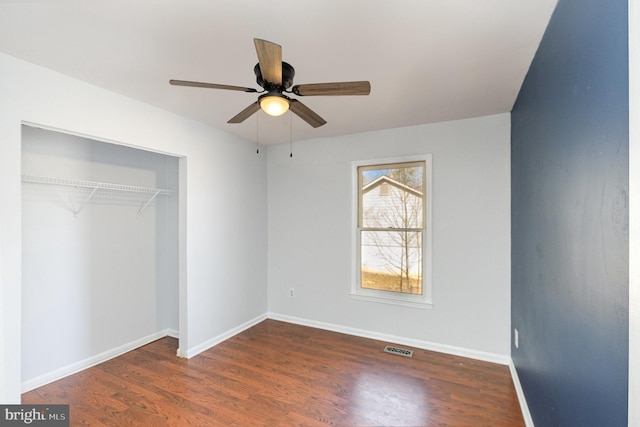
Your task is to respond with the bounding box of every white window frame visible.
[351,154,433,309]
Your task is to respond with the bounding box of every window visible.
[352,156,432,308]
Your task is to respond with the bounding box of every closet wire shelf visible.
[22,174,175,217]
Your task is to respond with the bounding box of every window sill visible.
[349,292,433,309]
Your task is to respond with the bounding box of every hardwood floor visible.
[22,320,524,426]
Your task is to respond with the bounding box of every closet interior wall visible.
[20,125,179,388]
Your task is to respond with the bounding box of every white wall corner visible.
[183,313,268,359]
[165,328,180,339]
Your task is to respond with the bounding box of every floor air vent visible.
[383,345,413,358]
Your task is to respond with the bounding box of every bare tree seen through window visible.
[359,163,425,294]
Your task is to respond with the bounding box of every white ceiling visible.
[0,0,557,145]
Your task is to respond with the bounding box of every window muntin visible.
[357,161,426,296]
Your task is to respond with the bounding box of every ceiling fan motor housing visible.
[254,62,295,90]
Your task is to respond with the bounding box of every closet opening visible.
[20,124,183,392]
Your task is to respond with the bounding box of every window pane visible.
[360,164,424,228]
[361,230,423,295]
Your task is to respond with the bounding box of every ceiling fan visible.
[170,38,371,128]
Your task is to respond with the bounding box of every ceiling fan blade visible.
[170,79,258,92]
[289,99,327,128]
[228,102,260,124]
[254,38,282,85]
[291,81,371,96]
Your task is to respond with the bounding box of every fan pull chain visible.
[256,110,260,154]
[289,110,293,158]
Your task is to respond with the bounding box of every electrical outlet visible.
[514,328,519,349]
[289,288,295,297]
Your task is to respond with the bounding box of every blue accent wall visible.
[511,0,628,425]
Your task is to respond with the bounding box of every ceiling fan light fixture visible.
[260,95,289,117]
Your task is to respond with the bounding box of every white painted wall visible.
[0,52,268,402]
[21,126,178,386]
[267,114,511,359]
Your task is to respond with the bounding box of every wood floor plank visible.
[22,319,524,426]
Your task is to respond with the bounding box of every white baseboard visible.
[267,312,510,365]
[509,359,534,427]
[21,329,176,393]
[181,313,268,359]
